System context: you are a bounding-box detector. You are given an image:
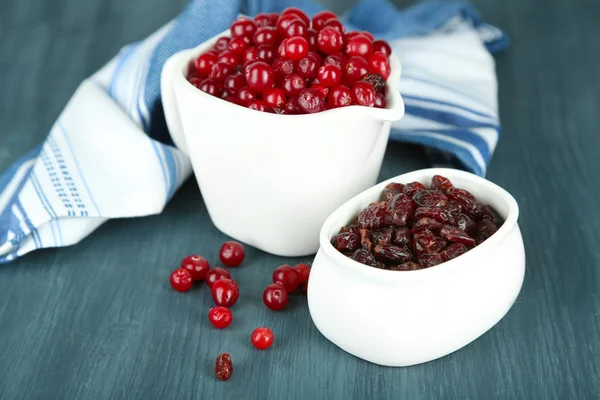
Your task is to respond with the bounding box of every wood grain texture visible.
[1,0,599,399]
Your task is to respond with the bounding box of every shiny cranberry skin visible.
[247,100,268,112]
[224,72,246,95]
[317,64,342,87]
[242,46,259,64]
[276,14,302,38]
[306,28,319,50]
[252,26,277,46]
[272,57,296,82]
[218,50,239,67]
[228,35,251,56]
[373,39,392,57]
[195,52,218,77]
[209,62,232,82]
[231,17,257,38]
[254,13,272,27]
[324,55,344,69]
[317,26,343,55]
[368,52,391,80]
[311,10,337,30]
[188,76,203,89]
[298,88,326,113]
[312,84,329,99]
[323,18,345,33]
[263,283,289,311]
[272,265,299,292]
[283,19,307,38]
[343,31,361,44]
[267,12,279,25]
[361,31,375,41]
[170,268,193,292]
[263,87,286,108]
[211,278,240,307]
[344,56,369,85]
[294,263,311,285]
[245,61,275,91]
[281,7,310,26]
[257,45,276,63]
[205,267,231,288]
[282,73,306,97]
[251,327,274,350]
[181,254,210,281]
[346,34,373,57]
[352,81,376,106]
[328,85,352,108]
[236,86,257,105]
[219,241,245,267]
[284,36,309,61]
[208,306,233,329]
[374,92,386,108]
[214,36,230,51]
[285,97,300,114]
[199,78,223,96]
[297,52,321,79]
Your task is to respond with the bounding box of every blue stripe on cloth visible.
[150,141,169,200]
[0,145,41,192]
[407,126,492,165]
[402,94,498,121]
[404,103,499,132]
[14,200,41,248]
[161,146,178,200]
[30,172,58,246]
[108,44,140,99]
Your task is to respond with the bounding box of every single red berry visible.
[374,92,386,108]
[343,31,361,44]
[211,278,240,307]
[219,241,245,267]
[181,254,210,281]
[263,87,287,108]
[284,36,309,61]
[361,31,375,41]
[170,268,193,292]
[209,62,232,82]
[373,40,392,57]
[188,76,203,89]
[352,81,376,106]
[345,34,373,58]
[297,52,321,80]
[257,44,276,64]
[243,46,259,64]
[306,28,319,51]
[328,85,352,108]
[368,52,391,80]
[218,50,240,67]
[312,83,330,98]
[277,38,289,58]
[323,55,344,69]
[206,49,220,57]
[214,37,231,51]
[205,267,231,288]
[276,14,303,38]
[282,73,306,97]
[263,283,289,310]
[344,56,369,85]
[311,10,337,30]
[283,19,307,38]
[208,306,233,329]
[280,7,310,26]
[247,100,268,112]
[236,86,257,106]
[272,265,300,292]
[245,61,275,91]
[231,17,257,38]
[195,52,218,77]
[253,13,272,27]
[251,327,274,350]
[272,57,296,83]
[323,18,345,33]
[285,97,300,114]
[228,35,251,56]
[253,26,279,46]
[198,78,224,96]
[294,263,311,284]
[297,88,325,113]
[224,72,246,95]
[317,26,343,55]
[215,353,233,381]
[317,64,342,87]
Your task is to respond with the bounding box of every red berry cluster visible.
[332,175,503,270]
[186,7,393,114]
[263,263,311,310]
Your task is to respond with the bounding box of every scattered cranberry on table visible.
[263,283,289,310]
[208,306,233,329]
[211,278,240,307]
[187,9,393,114]
[181,254,210,281]
[170,268,193,292]
[219,241,245,267]
[332,175,503,270]
[215,353,233,381]
[251,327,275,350]
[205,267,232,288]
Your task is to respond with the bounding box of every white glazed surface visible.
[307,168,525,367]
[161,29,405,257]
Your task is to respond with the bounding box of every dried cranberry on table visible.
[186,11,394,114]
[332,175,503,270]
[215,353,233,381]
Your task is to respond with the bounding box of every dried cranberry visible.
[403,181,426,197]
[215,353,233,381]
[414,207,455,224]
[476,219,498,244]
[361,73,385,93]
[373,245,412,264]
[297,88,325,113]
[231,17,257,38]
[431,175,453,193]
[392,227,411,247]
[440,225,476,247]
[440,243,468,261]
[372,40,392,57]
[447,187,478,216]
[476,204,499,223]
[413,217,443,232]
[412,190,448,208]
[345,34,373,57]
[413,229,446,255]
[358,201,388,230]
[456,213,476,233]
[389,262,424,271]
[383,182,404,199]
[311,10,338,30]
[340,224,360,234]
[372,226,394,245]
[359,228,373,252]
[350,249,384,268]
[418,253,443,268]
[385,194,413,226]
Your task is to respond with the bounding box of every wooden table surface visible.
[1,0,599,399]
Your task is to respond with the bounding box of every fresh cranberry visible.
[219,241,245,267]
[251,327,274,350]
[368,52,391,80]
[317,27,343,55]
[272,265,300,292]
[373,40,392,57]
[242,46,259,64]
[236,86,257,105]
[205,267,231,288]
[282,73,306,97]
[198,78,223,96]
[285,97,300,114]
[323,18,345,33]
[247,100,268,112]
[374,92,386,108]
[267,12,279,25]
[170,268,193,292]
[254,13,272,27]
[283,19,307,38]
[297,53,321,80]
[195,52,218,77]
[253,26,278,46]
[311,10,337,30]
[317,64,342,87]
[343,31,361,43]
[211,278,240,307]
[352,81,376,106]
[257,44,276,63]
[181,254,210,281]
[231,17,257,38]
[218,50,240,67]
[245,61,275,91]
[188,76,203,89]
[224,72,246,95]
[328,85,352,108]
[298,88,325,113]
[209,62,232,82]
[280,7,310,26]
[345,34,373,57]
[361,31,375,41]
[294,263,311,285]
[208,306,233,329]
[263,283,289,310]
[215,353,233,381]
[277,38,289,58]
[323,55,343,69]
[312,83,330,98]
[276,14,303,38]
[272,57,296,82]
[263,88,286,108]
[284,36,309,60]
[344,56,369,85]
[306,28,319,50]
[214,37,231,51]
[228,36,251,56]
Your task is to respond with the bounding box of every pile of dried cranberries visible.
[332,175,503,270]
[186,8,393,114]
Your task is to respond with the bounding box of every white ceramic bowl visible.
[161,29,405,257]
[307,168,525,367]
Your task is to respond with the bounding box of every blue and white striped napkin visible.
[0,0,508,263]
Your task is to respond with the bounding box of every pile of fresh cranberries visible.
[186,8,393,114]
[332,175,503,270]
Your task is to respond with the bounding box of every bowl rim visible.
[318,168,520,280]
[171,28,405,122]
